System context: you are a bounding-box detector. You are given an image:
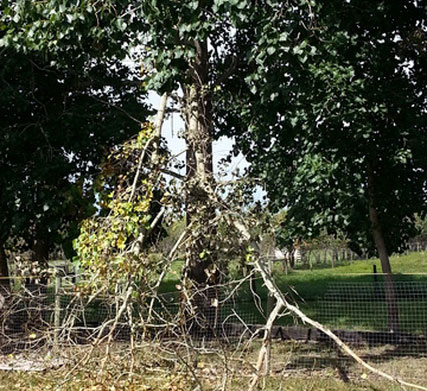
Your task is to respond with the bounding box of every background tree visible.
[414,214,427,242]
[221,0,426,331]
[0,43,147,278]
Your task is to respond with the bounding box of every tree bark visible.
[181,39,219,333]
[183,37,216,285]
[33,236,49,268]
[367,162,400,332]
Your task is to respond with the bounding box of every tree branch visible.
[230,217,427,391]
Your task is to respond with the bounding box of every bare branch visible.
[254,257,427,391]
[249,300,283,391]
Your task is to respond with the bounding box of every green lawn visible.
[161,251,427,294]
[273,252,427,331]
[275,251,427,299]
[158,251,427,331]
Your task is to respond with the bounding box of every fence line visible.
[1,272,427,387]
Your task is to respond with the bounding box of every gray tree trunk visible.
[367,163,399,332]
[183,41,216,287]
[181,39,219,333]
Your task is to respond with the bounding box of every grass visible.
[272,251,427,331]
[35,251,427,333]
[158,251,427,331]
[272,251,427,300]
[0,366,389,391]
[1,342,426,391]
[160,251,427,296]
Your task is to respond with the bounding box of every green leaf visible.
[267,46,276,55]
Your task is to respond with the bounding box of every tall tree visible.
[0,41,147,278]
[136,0,314,290]
[220,0,427,331]
[0,0,315,291]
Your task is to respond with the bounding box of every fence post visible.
[54,271,61,347]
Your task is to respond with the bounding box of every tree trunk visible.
[32,235,49,269]
[367,163,399,332]
[181,39,219,334]
[0,238,10,292]
[183,71,215,285]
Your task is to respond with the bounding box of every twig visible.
[129,92,168,201]
[91,95,144,125]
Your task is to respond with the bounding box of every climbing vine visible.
[73,122,167,291]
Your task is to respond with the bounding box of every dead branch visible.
[152,93,168,166]
[254,257,427,391]
[227,217,427,391]
[129,92,168,201]
[248,300,283,391]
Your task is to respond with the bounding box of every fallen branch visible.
[231,217,427,391]
[129,92,168,201]
[254,258,427,391]
[248,300,283,391]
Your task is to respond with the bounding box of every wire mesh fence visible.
[1,273,427,385]
[319,281,427,335]
[0,275,260,354]
[282,279,427,384]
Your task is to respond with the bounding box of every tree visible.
[414,214,427,242]
[0,1,317,303]
[0,39,147,279]
[221,0,427,331]
[0,0,321,284]
[135,0,314,290]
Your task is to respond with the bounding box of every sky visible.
[148,91,251,181]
